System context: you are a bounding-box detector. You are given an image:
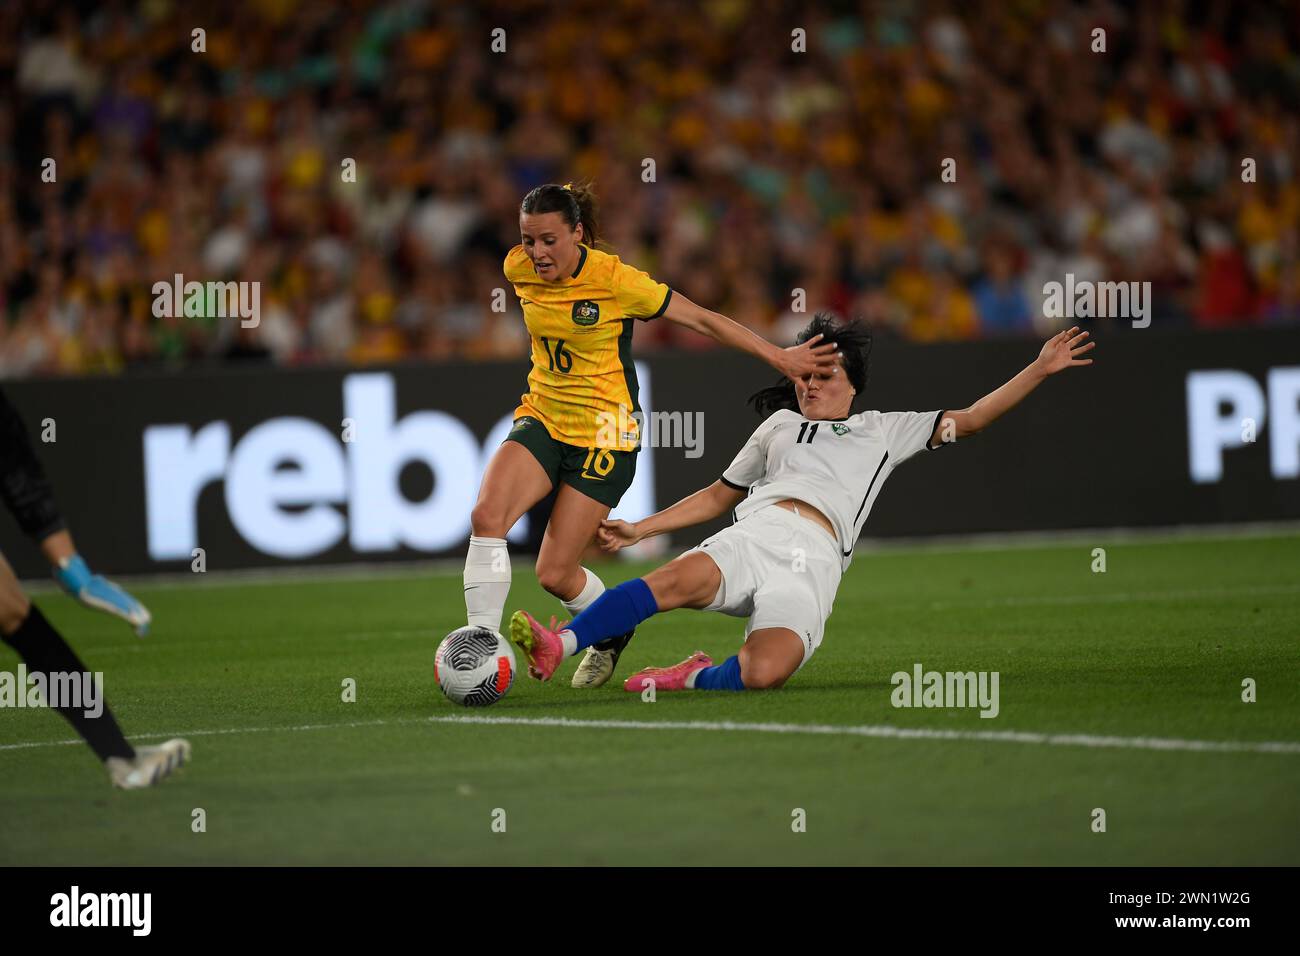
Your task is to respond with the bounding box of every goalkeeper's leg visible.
[0,552,187,788]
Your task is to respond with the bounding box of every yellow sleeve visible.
[503,245,531,284]
[613,258,672,320]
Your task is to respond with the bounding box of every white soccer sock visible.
[559,567,605,656]
[463,536,510,633]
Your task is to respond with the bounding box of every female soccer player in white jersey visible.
[509,313,1094,691]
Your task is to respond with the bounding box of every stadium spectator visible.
[0,0,1296,378]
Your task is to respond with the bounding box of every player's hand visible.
[777,333,839,381]
[596,519,641,554]
[1035,326,1094,375]
[53,555,152,637]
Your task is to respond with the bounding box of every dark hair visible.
[519,181,600,247]
[747,312,873,416]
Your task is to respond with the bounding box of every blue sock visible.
[691,655,746,690]
[568,578,659,651]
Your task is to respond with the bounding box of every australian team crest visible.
[831,423,850,435]
[572,300,600,326]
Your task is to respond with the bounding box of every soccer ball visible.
[435,626,516,707]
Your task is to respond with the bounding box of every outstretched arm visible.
[663,292,839,381]
[934,327,1094,444]
[597,480,746,553]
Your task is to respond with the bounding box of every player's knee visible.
[469,500,508,538]
[739,654,790,690]
[534,560,576,598]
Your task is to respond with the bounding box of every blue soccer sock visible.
[689,655,746,690]
[567,578,659,652]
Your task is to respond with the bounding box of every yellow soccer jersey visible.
[505,243,672,450]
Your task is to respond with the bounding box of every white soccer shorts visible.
[688,505,843,665]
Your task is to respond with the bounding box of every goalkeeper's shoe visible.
[55,555,152,637]
[106,739,192,790]
[570,630,635,689]
[623,652,713,693]
[508,610,566,681]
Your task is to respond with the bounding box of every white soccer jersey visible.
[720,407,946,569]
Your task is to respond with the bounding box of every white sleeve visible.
[720,418,773,489]
[878,410,946,465]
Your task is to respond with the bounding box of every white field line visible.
[2,714,1297,755]
[0,717,414,751]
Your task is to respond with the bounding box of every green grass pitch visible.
[2,532,1297,865]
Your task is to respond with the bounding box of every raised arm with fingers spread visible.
[933,327,1095,445]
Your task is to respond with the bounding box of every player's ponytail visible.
[565,181,599,248]
[520,181,600,248]
[747,313,873,417]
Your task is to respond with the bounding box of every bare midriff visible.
[773,498,837,541]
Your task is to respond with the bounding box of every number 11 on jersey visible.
[796,422,819,443]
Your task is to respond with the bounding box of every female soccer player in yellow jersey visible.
[463,182,839,689]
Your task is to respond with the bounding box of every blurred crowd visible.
[1,0,1298,378]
